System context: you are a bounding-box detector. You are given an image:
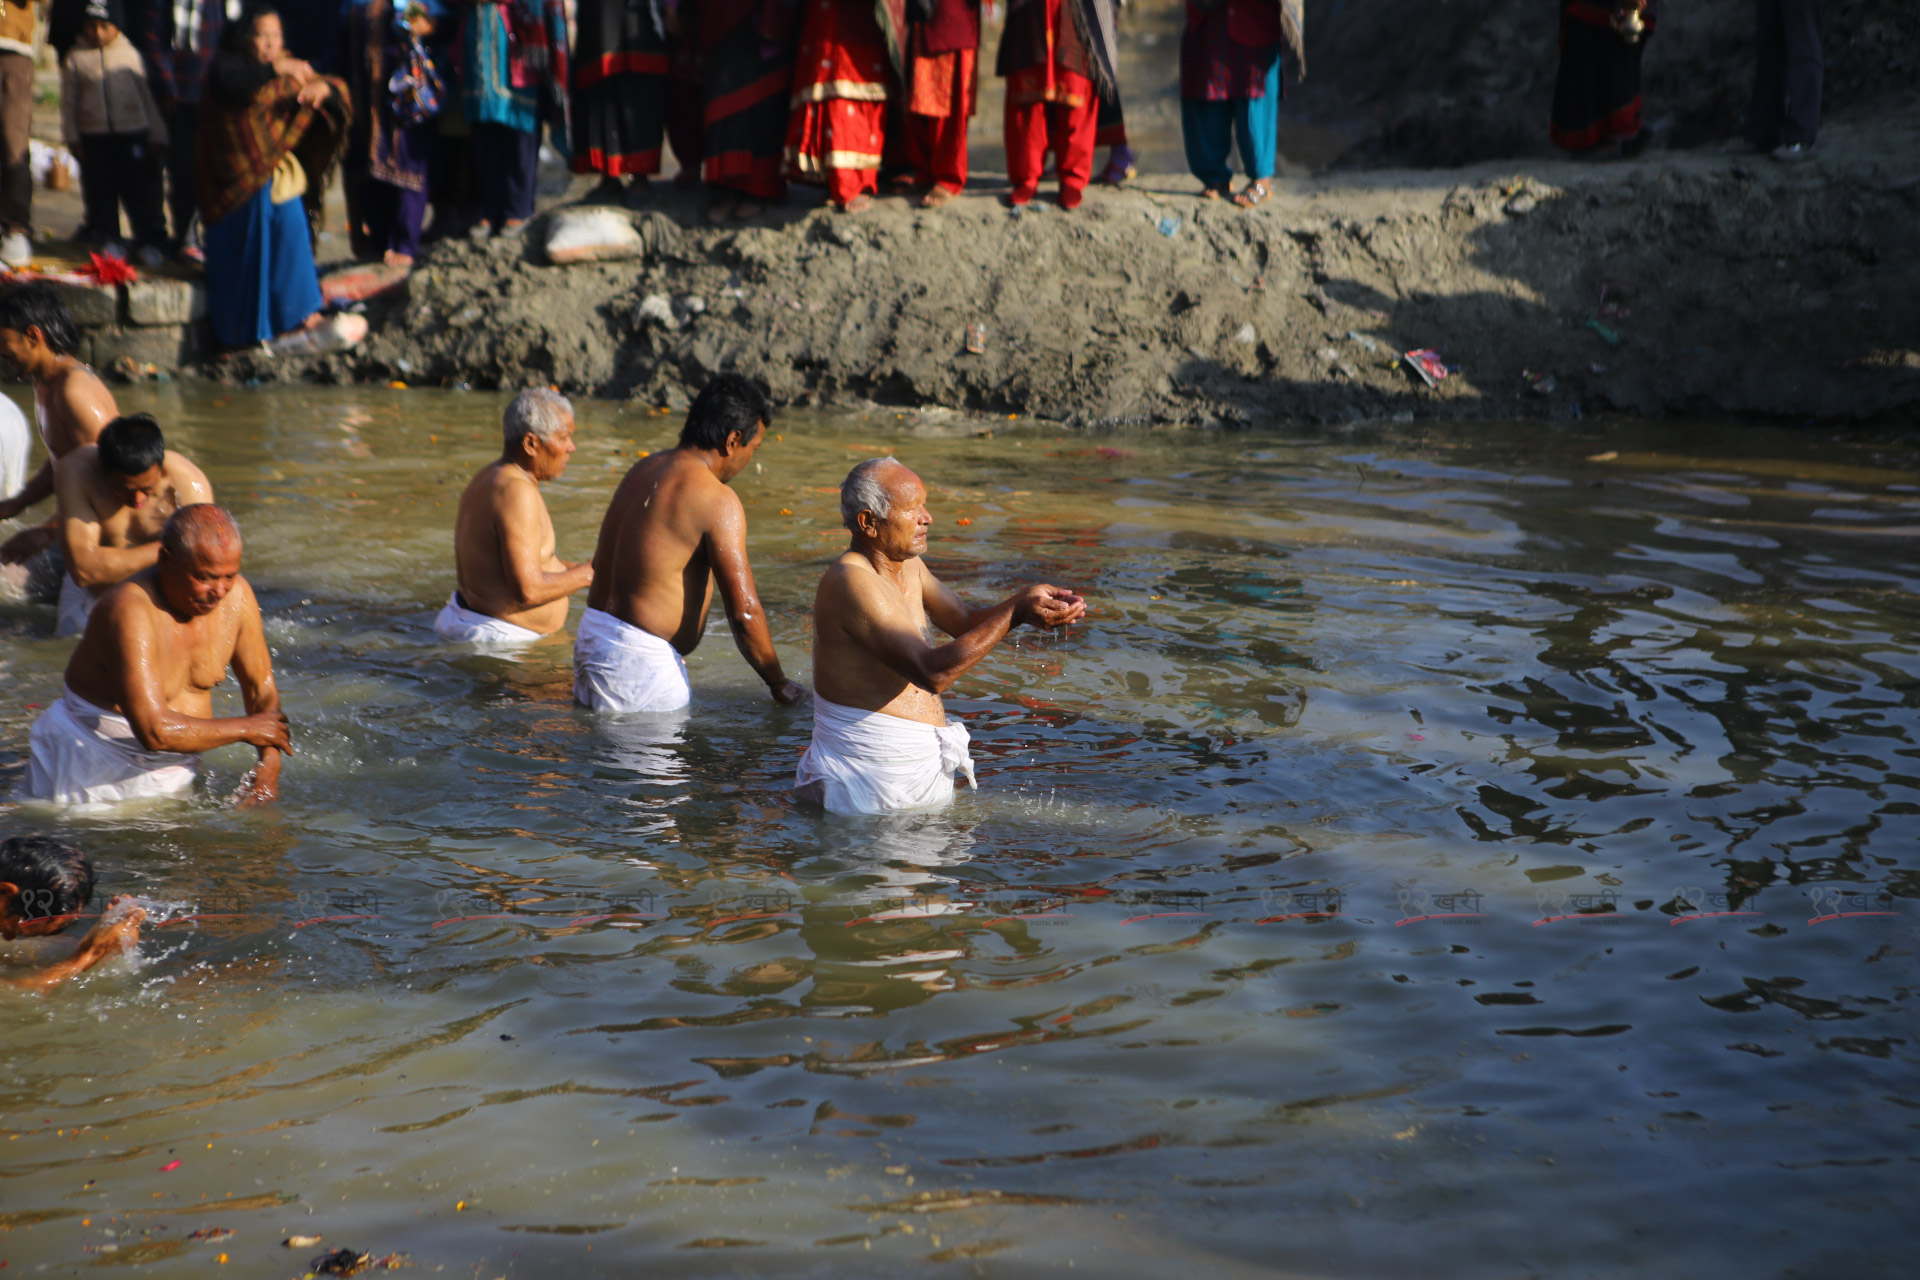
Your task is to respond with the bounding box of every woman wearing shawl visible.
[1179,0,1301,208]
[458,0,569,238]
[1550,0,1655,155]
[784,0,904,213]
[345,0,443,267]
[994,0,1119,210]
[197,6,365,352]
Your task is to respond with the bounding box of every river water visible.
[1,388,1914,1277]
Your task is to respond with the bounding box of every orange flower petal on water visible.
[780,508,793,516]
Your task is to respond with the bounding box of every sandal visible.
[1233,180,1271,209]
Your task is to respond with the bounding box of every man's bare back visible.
[0,354,117,552]
[579,375,801,703]
[448,392,592,636]
[58,439,213,594]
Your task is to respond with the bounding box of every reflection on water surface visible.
[0,389,1914,1277]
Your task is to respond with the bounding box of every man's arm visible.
[494,483,592,609]
[227,579,286,805]
[706,491,804,704]
[4,904,144,993]
[921,562,1086,642]
[109,590,292,756]
[835,568,1086,696]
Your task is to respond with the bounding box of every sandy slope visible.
[232,103,1919,427]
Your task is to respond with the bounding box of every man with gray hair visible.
[437,388,594,646]
[798,457,1086,815]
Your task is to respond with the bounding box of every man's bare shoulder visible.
[51,364,113,418]
[92,572,164,628]
[163,451,212,498]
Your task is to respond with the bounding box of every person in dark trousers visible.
[125,0,232,261]
[61,0,171,263]
[1745,0,1823,161]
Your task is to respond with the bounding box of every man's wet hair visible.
[503,387,572,451]
[679,373,770,451]
[841,457,906,531]
[0,282,81,356]
[98,414,167,477]
[161,503,241,563]
[0,836,95,918]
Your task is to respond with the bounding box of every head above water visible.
[0,282,81,371]
[502,388,576,479]
[98,414,169,506]
[679,374,770,456]
[158,504,244,616]
[0,836,95,938]
[841,457,928,559]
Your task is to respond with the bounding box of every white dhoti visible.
[433,592,542,647]
[572,607,691,713]
[22,688,200,806]
[55,573,95,638]
[795,695,976,816]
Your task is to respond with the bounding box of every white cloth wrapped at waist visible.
[56,572,94,638]
[433,590,542,647]
[22,687,200,806]
[796,694,976,816]
[572,606,691,713]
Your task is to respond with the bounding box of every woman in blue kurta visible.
[197,6,362,351]
[459,0,569,237]
[1179,0,1302,208]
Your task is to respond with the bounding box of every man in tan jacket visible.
[0,0,37,265]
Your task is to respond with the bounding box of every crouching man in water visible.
[23,505,291,807]
[575,374,805,713]
[55,414,213,637]
[0,836,144,993]
[799,458,1086,815]
[436,389,594,646]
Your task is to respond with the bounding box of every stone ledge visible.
[125,279,208,325]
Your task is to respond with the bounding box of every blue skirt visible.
[204,184,324,347]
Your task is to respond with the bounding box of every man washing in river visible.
[575,374,805,713]
[0,836,145,993]
[437,389,594,646]
[54,413,213,637]
[24,504,291,807]
[798,457,1086,815]
[0,283,120,581]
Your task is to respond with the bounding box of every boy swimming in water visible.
[0,835,143,992]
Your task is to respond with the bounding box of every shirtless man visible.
[23,505,291,807]
[0,282,120,572]
[575,373,804,713]
[798,458,1085,814]
[54,414,213,637]
[436,389,593,646]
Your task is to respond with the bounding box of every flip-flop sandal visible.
[1233,181,1271,209]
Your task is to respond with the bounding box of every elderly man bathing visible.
[798,458,1086,815]
[576,374,804,713]
[54,414,213,637]
[23,505,290,807]
[437,389,594,646]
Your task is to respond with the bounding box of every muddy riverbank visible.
[216,107,1920,428]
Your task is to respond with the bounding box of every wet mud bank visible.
[224,128,1920,427]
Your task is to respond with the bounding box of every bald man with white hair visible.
[798,457,1087,815]
[437,388,594,646]
[23,504,290,807]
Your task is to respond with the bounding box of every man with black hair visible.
[0,283,121,574]
[53,413,212,637]
[575,373,805,713]
[25,503,289,806]
[0,835,146,992]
